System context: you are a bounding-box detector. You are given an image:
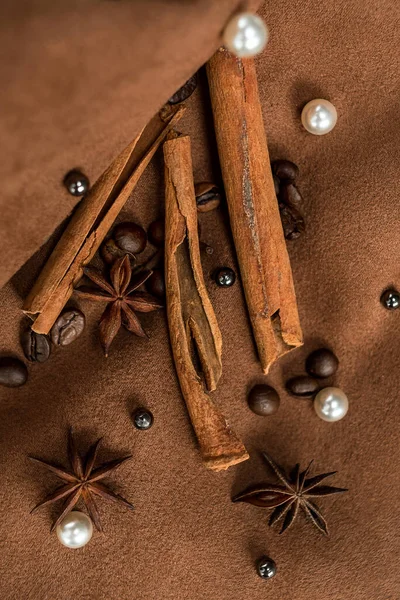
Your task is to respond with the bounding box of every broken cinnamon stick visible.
[23,105,185,334]
[206,49,303,373]
[164,133,249,471]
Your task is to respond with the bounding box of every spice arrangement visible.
[0,9,359,568]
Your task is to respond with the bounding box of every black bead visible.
[256,556,277,580]
[133,408,154,430]
[63,170,90,196]
[215,267,236,288]
[380,289,400,310]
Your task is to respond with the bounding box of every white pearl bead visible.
[301,99,337,135]
[223,13,269,58]
[314,387,348,422]
[56,511,93,549]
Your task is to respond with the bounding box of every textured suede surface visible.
[0,1,400,599]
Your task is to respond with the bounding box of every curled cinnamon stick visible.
[164,133,249,471]
[23,105,185,334]
[206,50,303,373]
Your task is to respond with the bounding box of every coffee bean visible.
[0,357,28,387]
[51,309,86,346]
[247,384,280,416]
[146,270,165,298]
[21,329,51,363]
[100,238,129,265]
[272,160,299,182]
[195,182,222,212]
[279,203,305,240]
[113,222,147,255]
[380,289,400,310]
[279,182,303,207]
[273,174,280,196]
[148,219,165,247]
[214,267,236,288]
[63,170,90,196]
[306,348,339,378]
[168,73,198,104]
[286,375,319,397]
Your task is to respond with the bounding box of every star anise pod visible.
[74,254,163,356]
[30,428,134,532]
[232,451,347,535]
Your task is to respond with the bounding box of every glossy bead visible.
[56,511,93,548]
[63,170,90,196]
[247,384,280,416]
[223,13,269,58]
[301,99,337,135]
[133,408,154,430]
[256,556,277,579]
[306,348,339,378]
[380,289,400,310]
[215,267,236,288]
[314,387,348,422]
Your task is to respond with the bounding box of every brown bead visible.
[113,222,147,255]
[247,384,280,416]
[21,329,51,363]
[146,270,165,298]
[0,357,28,388]
[272,160,299,182]
[286,376,319,397]
[306,349,339,378]
[194,182,222,212]
[51,309,86,346]
[148,219,165,247]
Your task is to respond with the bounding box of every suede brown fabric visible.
[1,1,400,599]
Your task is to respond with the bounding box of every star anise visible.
[30,428,134,532]
[74,254,163,356]
[232,451,347,535]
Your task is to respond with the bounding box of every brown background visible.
[0,1,399,599]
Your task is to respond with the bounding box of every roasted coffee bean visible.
[113,222,147,255]
[63,170,90,196]
[272,159,299,182]
[306,348,339,378]
[0,357,28,387]
[215,267,236,288]
[247,384,280,416]
[21,329,51,363]
[146,270,165,298]
[256,556,277,580]
[148,219,165,247]
[279,203,305,240]
[195,182,222,212]
[168,73,198,104]
[380,289,400,310]
[286,375,319,397]
[132,408,154,430]
[51,309,86,346]
[273,174,280,196]
[279,182,303,207]
[100,238,128,265]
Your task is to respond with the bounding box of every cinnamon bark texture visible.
[164,134,248,471]
[206,50,303,373]
[23,106,185,334]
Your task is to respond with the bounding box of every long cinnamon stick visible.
[23,105,185,334]
[164,133,249,471]
[206,49,303,373]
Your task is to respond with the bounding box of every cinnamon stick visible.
[206,50,303,373]
[23,105,185,334]
[164,133,249,471]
